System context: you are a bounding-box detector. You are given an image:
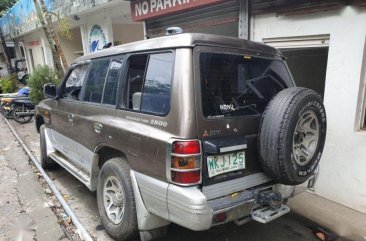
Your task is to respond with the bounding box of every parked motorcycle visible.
[0,87,31,120]
[12,98,35,124]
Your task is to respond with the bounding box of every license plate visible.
[207,151,245,178]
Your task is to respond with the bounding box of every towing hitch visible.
[251,190,290,223]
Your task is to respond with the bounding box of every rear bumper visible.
[134,172,307,231]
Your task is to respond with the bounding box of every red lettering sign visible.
[131,0,224,21]
[28,41,40,47]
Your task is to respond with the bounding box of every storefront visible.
[130,0,247,38]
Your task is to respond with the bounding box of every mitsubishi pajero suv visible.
[35,33,327,241]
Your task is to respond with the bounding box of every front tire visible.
[97,158,138,240]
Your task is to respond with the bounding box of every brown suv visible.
[35,33,326,241]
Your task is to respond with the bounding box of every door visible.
[49,63,89,165]
[73,56,124,174]
[193,46,294,186]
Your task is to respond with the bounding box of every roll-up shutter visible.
[145,0,239,38]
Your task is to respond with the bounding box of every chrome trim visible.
[202,173,271,200]
[171,153,201,158]
[166,138,202,186]
[220,144,247,153]
[171,167,201,172]
[130,171,170,231]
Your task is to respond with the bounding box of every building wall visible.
[112,23,144,45]
[58,28,83,65]
[252,6,366,213]
[17,30,51,73]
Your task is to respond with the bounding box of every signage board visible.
[131,0,224,21]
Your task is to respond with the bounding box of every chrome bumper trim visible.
[202,173,271,200]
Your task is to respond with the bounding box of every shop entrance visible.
[264,36,329,99]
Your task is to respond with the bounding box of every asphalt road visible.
[11,119,322,241]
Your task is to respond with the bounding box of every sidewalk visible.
[289,191,366,241]
[0,119,67,241]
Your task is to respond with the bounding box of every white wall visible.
[58,28,83,65]
[252,6,366,213]
[80,10,113,55]
[112,23,144,45]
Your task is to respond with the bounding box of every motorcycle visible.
[0,96,29,119]
[0,87,31,120]
[12,98,35,124]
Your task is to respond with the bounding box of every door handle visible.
[67,113,74,122]
[94,123,103,133]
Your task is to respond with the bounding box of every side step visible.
[251,205,290,223]
[49,152,91,188]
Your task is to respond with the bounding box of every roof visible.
[74,33,282,63]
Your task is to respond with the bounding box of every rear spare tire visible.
[258,87,326,185]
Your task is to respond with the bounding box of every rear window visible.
[200,53,292,118]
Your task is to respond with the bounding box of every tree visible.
[0,0,17,74]
[33,0,66,79]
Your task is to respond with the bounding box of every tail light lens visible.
[170,140,201,185]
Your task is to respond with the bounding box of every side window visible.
[126,52,173,116]
[83,59,110,103]
[127,55,148,110]
[102,59,123,105]
[141,53,173,115]
[62,64,89,100]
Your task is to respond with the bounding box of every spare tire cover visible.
[258,87,327,185]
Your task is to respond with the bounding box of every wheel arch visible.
[90,145,129,191]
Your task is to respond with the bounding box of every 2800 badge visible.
[150,119,168,127]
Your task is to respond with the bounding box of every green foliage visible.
[0,0,17,17]
[0,74,18,93]
[27,65,60,104]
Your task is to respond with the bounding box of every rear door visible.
[73,56,124,175]
[193,46,294,186]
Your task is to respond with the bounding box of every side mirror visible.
[43,83,58,99]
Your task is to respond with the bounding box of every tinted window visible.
[102,59,123,105]
[83,59,110,103]
[126,52,173,115]
[62,64,89,100]
[200,53,292,118]
[141,53,173,115]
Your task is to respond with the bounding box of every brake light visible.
[170,140,201,185]
[173,141,200,154]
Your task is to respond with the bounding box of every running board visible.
[251,205,290,223]
[48,152,91,189]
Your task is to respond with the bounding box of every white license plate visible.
[207,151,245,178]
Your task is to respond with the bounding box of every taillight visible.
[170,140,201,185]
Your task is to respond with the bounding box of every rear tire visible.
[13,105,33,124]
[258,87,327,185]
[40,125,57,169]
[97,157,138,241]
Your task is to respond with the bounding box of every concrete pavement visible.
[0,118,67,241]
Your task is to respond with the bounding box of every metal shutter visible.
[145,0,239,38]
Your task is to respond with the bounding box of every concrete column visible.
[239,0,250,40]
[80,25,88,55]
